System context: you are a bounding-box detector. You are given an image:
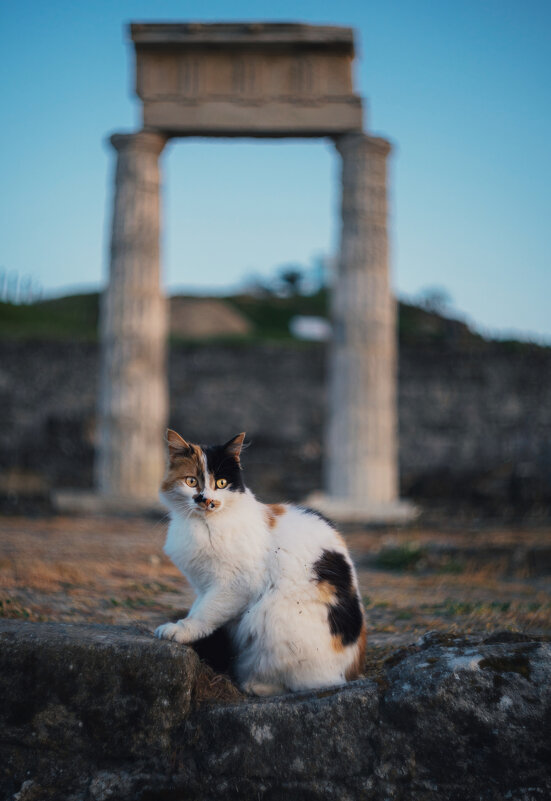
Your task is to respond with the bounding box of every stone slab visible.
[142,98,363,137]
[2,621,551,800]
[131,21,364,136]
[306,491,419,523]
[130,22,356,51]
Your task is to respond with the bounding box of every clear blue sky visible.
[1,0,550,340]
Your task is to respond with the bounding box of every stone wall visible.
[1,339,550,515]
[1,620,550,800]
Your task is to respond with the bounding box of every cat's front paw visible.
[154,621,193,644]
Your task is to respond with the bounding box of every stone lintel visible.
[131,21,363,137]
[141,99,363,138]
[130,22,356,53]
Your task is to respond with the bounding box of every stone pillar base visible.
[305,492,418,525]
[52,490,164,517]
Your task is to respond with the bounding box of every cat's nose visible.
[194,494,216,511]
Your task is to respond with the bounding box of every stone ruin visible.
[2,620,550,800]
[95,22,414,522]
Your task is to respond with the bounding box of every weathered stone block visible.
[2,621,551,800]
[0,622,199,761]
[131,23,363,136]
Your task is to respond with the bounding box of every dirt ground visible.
[1,515,550,662]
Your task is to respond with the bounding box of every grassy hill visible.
[0,294,99,341]
[0,290,542,350]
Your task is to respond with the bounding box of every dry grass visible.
[0,515,192,627]
[1,516,550,652]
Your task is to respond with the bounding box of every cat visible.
[154,429,366,696]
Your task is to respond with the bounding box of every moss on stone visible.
[479,654,531,680]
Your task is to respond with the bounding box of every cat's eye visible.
[184,476,197,487]
[216,478,228,489]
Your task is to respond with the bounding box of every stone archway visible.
[96,22,413,522]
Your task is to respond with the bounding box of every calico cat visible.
[155,429,366,695]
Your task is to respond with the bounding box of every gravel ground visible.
[1,515,550,660]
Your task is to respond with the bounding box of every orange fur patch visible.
[264,503,286,529]
[317,580,336,605]
[160,442,204,493]
[345,619,367,680]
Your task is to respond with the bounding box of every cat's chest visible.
[164,519,218,582]
[164,516,267,591]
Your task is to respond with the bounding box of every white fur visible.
[156,479,364,695]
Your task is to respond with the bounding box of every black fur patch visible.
[191,625,235,674]
[313,549,363,645]
[298,506,338,530]
[203,443,245,493]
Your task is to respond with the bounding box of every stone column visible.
[95,131,168,504]
[310,133,414,522]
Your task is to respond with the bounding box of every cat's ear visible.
[166,428,192,457]
[223,432,246,462]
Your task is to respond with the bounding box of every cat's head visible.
[160,429,246,516]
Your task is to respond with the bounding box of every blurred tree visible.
[279,266,303,295]
[416,286,453,315]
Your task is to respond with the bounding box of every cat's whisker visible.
[151,511,171,533]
